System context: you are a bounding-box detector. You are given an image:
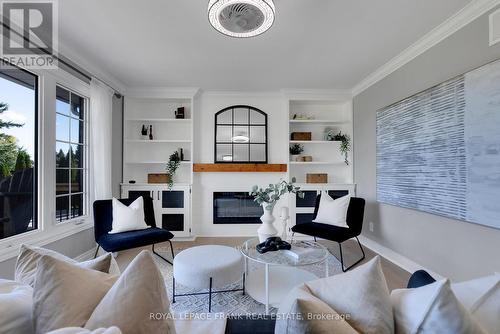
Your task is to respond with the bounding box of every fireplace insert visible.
[213,192,262,224]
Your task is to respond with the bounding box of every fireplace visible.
[213,192,262,224]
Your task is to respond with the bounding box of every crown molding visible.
[281,88,352,101]
[351,0,500,96]
[200,89,283,98]
[125,87,200,99]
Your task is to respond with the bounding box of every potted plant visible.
[250,178,304,242]
[166,151,181,190]
[333,131,351,165]
[289,144,304,162]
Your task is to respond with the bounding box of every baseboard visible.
[74,246,97,261]
[358,236,444,280]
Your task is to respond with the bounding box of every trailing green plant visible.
[334,131,351,165]
[166,151,181,190]
[250,178,304,210]
[289,143,304,155]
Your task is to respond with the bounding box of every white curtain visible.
[90,78,114,201]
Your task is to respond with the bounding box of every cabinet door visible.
[157,187,191,237]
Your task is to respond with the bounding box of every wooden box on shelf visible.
[147,173,170,184]
[306,173,328,184]
[291,132,312,141]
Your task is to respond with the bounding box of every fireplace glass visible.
[213,192,262,224]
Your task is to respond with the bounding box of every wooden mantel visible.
[193,163,287,173]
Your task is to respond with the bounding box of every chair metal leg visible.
[208,277,213,313]
[291,232,295,242]
[314,236,317,242]
[152,244,173,265]
[168,240,175,260]
[338,236,365,272]
[93,245,100,259]
[242,273,246,295]
[172,277,176,303]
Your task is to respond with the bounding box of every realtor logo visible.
[0,0,58,69]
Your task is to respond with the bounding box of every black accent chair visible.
[93,197,175,264]
[291,195,366,272]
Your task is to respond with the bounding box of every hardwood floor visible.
[114,237,410,291]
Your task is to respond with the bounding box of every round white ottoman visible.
[172,245,244,312]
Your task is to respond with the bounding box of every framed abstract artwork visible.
[377,59,500,230]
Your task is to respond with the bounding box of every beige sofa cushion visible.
[15,244,116,287]
[305,256,394,334]
[275,283,358,334]
[32,255,117,334]
[85,250,176,334]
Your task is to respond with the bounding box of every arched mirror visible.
[215,105,268,163]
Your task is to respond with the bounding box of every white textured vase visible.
[258,202,278,242]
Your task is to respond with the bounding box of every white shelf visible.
[125,139,191,143]
[126,118,191,123]
[125,161,192,165]
[290,140,339,144]
[289,119,347,124]
[289,161,344,165]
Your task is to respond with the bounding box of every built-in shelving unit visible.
[123,97,195,185]
[121,90,199,239]
[284,92,355,229]
[286,96,354,185]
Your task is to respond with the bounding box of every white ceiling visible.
[58,0,472,90]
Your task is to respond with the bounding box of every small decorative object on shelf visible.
[149,125,153,140]
[333,131,351,165]
[128,180,136,184]
[166,151,181,189]
[177,147,184,161]
[289,143,304,161]
[175,107,185,119]
[148,173,169,184]
[306,173,328,184]
[250,178,304,242]
[302,156,313,162]
[291,132,311,141]
[141,125,148,140]
[324,127,335,141]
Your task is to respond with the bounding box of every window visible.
[214,105,268,163]
[0,64,38,240]
[55,86,88,223]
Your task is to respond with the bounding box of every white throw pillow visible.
[109,197,150,234]
[452,273,500,334]
[0,279,34,334]
[312,193,350,228]
[391,279,486,334]
[304,256,394,334]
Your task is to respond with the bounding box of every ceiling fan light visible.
[208,0,275,38]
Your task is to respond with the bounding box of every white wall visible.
[192,92,290,236]
[353,7,500,281]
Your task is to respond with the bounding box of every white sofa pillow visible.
[109,197,150,234]
[312,193,350,228]
[304,256,394,334]
[275,283,358,334]
[391,279,486,334]
[0,279,34,334]
[452,273,500,334]
[15,244,116,287]
[85,250,176,334]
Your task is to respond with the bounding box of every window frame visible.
[55,85,89,224]
[0,65,93,262]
